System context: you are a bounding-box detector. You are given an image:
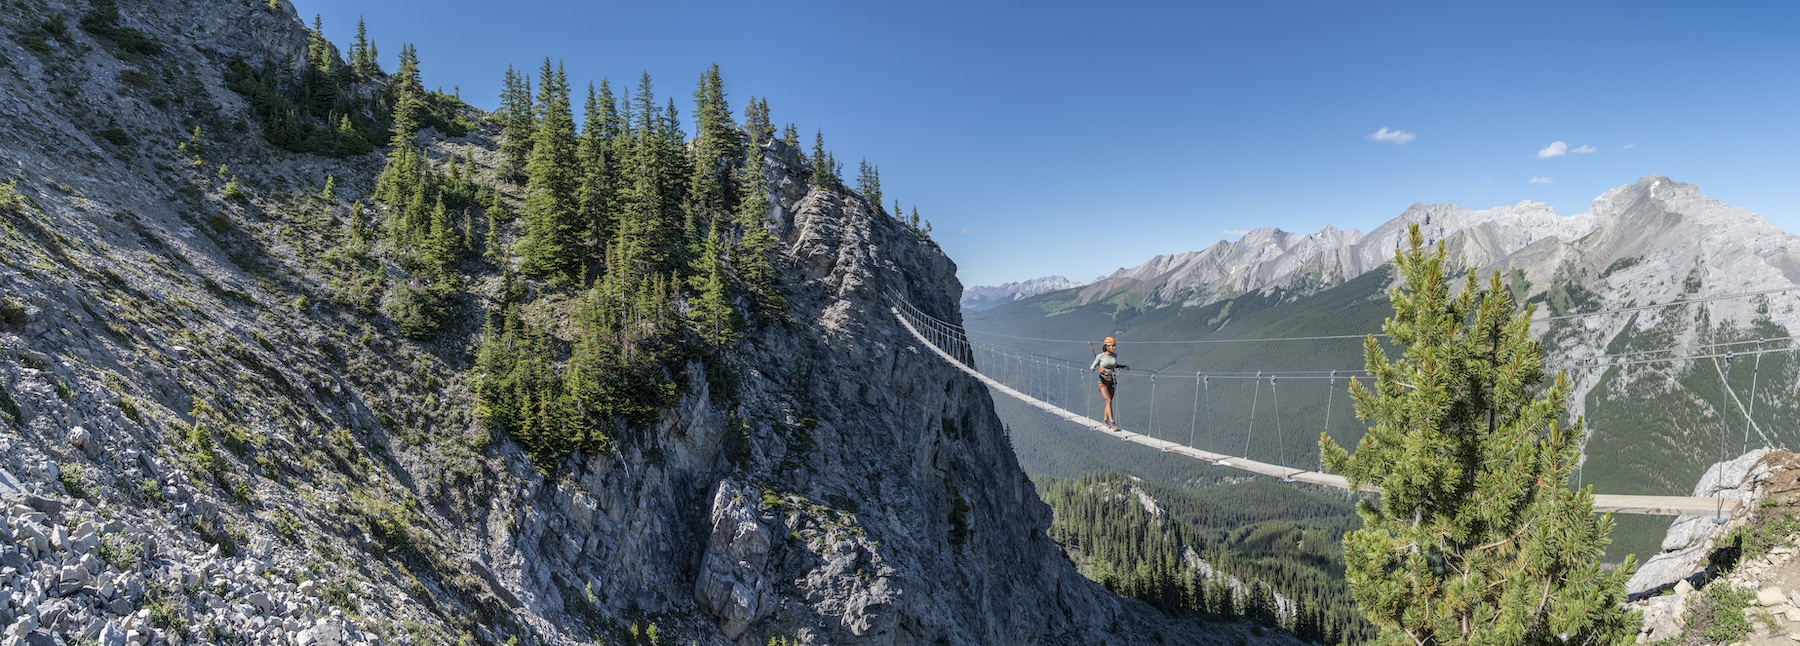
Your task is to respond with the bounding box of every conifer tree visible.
[349,17,380,77]
[810,130,839,191]
[781,123,799,149]
[856,158,881,210]
[497,66,537,183]
[688,64,739,221]
[388,44,425,145]
[517,59,583,284]
[1318,225,1639,645]
[578,80,619,257]
[687,228,736,346]
[734,137,784,320]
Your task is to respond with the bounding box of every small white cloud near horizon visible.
[1366,127,1416,145]
[1528,176,1555,184]
[959,228,970,235]
[1537,141,1569,158]
[1572,144,1596,154]
[1220,229,1250,236]
[1623,143,1637,150]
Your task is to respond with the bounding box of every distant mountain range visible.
[961,275,1085,310]
[972,175,1800,562]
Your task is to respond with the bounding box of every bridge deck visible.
[894,308,1741,517]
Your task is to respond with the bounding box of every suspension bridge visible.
[887,293,1800,517]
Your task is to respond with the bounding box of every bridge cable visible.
[1321,371,1336,473]
[1147,373,1158,440]
[1202,377,1213,457]
[1189,373,1203,449]
[1740,342,1765,455]
[1273,376,1288,479]
[1244,373,1262,460]
[1716,353,1733,522]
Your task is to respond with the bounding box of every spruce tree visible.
[388,44,424,145]
[688,64,738,220]
[687,228,736,346]
[856,158,881,210]
[1318,225,1639,645]
[734,138,784,321]
[517,59,583,284]
[497,66,537,184]
[780,123,799,149]
[810,130,839,191]
[349,17,380,76]
[578,80,618,258]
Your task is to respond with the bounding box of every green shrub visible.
[80,0,163,57]
[0,295,24,326]
[143,586,188,633]
[57,463,90,499]
[388,283,448,340]
[99,126,132,146]
[100,536,141,570]
[13,14,65,53]
[0,181,23,214]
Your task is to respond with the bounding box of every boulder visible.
[693,480,777,639]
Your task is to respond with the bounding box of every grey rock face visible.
[0,0,1308,644]
[1626,448,1775,597]
[694,480,777,638]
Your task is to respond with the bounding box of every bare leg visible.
[1099,382,1116,426]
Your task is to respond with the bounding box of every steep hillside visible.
[0,1,1302,645]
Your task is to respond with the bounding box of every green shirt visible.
[1091,352,1119,371]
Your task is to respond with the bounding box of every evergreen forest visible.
[1037,473,1372,644]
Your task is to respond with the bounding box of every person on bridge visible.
[1090,337,1129,429]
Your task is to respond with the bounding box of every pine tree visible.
[388,44,424,145]
[497,66,537,183]
[741,96,774,144]
[1318,225,1640,645]
[349,17,380,77]
[734,138,784,321]
[810,130,839,191]
[578,80,619,259]
[856,158,881,210]
[687,228,736,346]
[780,123,799,149]
[517,59,583,284]
[687,64,738,221]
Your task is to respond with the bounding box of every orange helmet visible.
[1104,337,1116,345]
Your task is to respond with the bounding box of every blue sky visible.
[294,0,1800,287]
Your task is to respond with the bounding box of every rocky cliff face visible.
[0,1,1297,644]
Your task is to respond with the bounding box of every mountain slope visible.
[0,2,1302,644]
[974,177,1800,562]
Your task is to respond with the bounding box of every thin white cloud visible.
[1528,176,1555,184]
[959,228,970,235]
[1366,127,1416,145]
[1536,141,1568,158]
[1221,229,1250,236]
[1622,143,1637,150]
[1572,144,1596,154]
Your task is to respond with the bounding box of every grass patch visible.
[1680,582,1755,644]
[57,462,90,499]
